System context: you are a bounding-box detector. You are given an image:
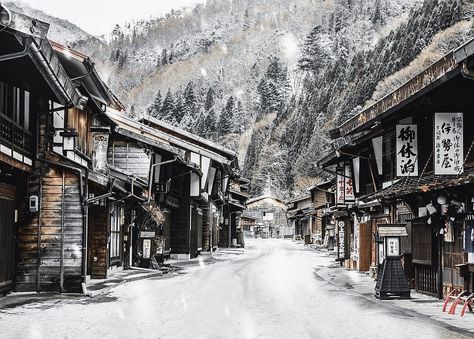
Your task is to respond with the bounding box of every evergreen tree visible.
[173,94,187,124]
[160,89,175,123]
[298,25,332,72]
[147,91,162,118]
[161,49,168,65]
[243,9,250,30]
[183,81,197,113]
[129,105,136,119]
[204,108,218,140]
[204,87,216,111]
[217,96,235,136]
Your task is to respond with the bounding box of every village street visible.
[0,238,472,339]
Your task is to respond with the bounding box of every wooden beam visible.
[0,152,33,173]
[0,6,49,39]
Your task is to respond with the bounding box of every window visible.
[0,82,33,153]
[383,129,396,182]
[109,204,123,264]
[66,107,89,154]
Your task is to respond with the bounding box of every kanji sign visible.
[434,113,463,175]
[386,237,400,257]
[396,124,418,176]
[336,165,345,205]
[344,163,355,202]
[336,162,354,204]
[338,220,345,260]
[143,239,151,259]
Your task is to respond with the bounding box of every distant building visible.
[286,196,313,242]
[244,195,287,238]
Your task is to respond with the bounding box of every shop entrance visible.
[0,184,15,295]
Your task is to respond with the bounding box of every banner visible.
[344,163,355,202]
[434,113,463,175]
[338,220,346,260]
[336,162,354,204]
[396,124,418,176]
[372,136,383,175]
[336,164,345,205]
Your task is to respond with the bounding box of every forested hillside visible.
[10,0,474,199]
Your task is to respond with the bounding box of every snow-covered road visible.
[0,239,470,338]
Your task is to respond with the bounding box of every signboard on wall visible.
[396,124,418,176]
[434,113,463,175]
[143,239,151,259]
[338,220,345,260]
[336,162,354,204]
[336,165,345,205]
[92,132,109,173]
[344,163,355,202]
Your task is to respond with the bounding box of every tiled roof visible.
[362,164,474,201]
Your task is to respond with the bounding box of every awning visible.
[378,225,408,237]
[362,165,474,201]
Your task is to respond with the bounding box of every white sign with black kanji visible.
[434,113,463,175]
[396,124,418,176]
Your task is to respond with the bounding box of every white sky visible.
[15,0,206,35]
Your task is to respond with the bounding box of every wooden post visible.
[60,169,65,292]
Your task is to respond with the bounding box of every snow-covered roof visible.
[333,37,474,139]
[246,194,284,205]
[141,116,237,160]
[108,110,231,165]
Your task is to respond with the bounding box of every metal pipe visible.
[29,42,74,107]
[85,179,115,205]
[0,44,29,62]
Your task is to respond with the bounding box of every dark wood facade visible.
[0,5,247,296]
[318,38,474,298]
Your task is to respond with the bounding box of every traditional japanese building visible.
[0,5,246,295]
[286,196,313,242]
[318,37,474,298]
[308,180,335,246]
[244,194,286,238]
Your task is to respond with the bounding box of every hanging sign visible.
[336,164,345,205]
[344,163,355,202]
[143,239,151,259]
[338,220,346,260]
[336,162,354,204]
[92,132,109,173]
[396,124,418,176]
[434,113,463,175]
[372,136,383,175]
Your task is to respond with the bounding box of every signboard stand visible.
[374,224,411,300]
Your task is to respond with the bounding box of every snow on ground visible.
[0,239,471,338]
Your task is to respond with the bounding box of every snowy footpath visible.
[0,238,473,339]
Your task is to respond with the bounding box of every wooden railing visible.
[415,264,438,296]
[0,112,33,155]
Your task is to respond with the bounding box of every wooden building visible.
[0,6,247,295]
[286,196,313,242]
[140,116,247,252]
[308,180,335,245]
[318,38,474,298]
[244,194,286,238]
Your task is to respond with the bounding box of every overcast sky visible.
[16,0,205,35]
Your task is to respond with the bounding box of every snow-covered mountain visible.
[5,0,474,199]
